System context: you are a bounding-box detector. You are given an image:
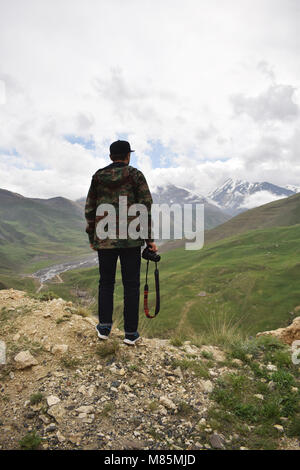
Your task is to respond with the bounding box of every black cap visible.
[109,140,135,155]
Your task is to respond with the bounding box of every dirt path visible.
[175,299,196,334]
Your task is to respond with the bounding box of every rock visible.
[51,344,69,355]
[274,425,284,432]
[257,316,300,345]
[56,430,66,442]
[87,385,95,397]
[200,380,214,393]
[267,380,276,390]
[119,438,148,450]
[76,405,94,414]
[14,350,38,369]
[209,433,225,449]
[159,396,177,410]
[254,394,264,400]
[266,364,278,372]
[47,404,66,423]
[184,345,199,355]
[197,291,207,297]
[84,317,96,326]
[39,415,50,425]
[232,359,243,367]
[46,395,61,407]
[173,367,183,379]
[45,423,57,433]
[78,385,86,394]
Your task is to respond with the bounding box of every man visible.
[85,140,157,345]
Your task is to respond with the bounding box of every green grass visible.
[60,354,82,369]
[29,392,44,405]
[43,223,300,341]
[19,431,42,450]
[0,189,89,275]
[170,358,210,378]
[206,336,300,450]
[3,201,300,345]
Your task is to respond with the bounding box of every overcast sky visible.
[0,0,299,200]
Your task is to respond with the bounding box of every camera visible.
[142,246,161,263]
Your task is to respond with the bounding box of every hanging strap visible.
[144,260,160,318]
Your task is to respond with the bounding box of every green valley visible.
[43,222,300,344]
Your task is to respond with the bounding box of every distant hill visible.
[0,188,88,273]
[205,191,300,245]
[208,178,295,216]
[78,184,230,231]
[158,190,300,252]
[152,184,230,230]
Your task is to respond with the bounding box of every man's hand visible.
[90,243,98,251]
[147,241,158,252]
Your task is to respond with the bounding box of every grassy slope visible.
[205,191,300,245]
[46,223,300,342]
[160,191,300,252]
[0,189,89,274]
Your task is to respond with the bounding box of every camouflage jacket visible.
[85,162,153,249]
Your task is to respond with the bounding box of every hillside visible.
[0,188,88,274]
[0,289,299,450]
[36,223,300,341]
[205,192,300,245]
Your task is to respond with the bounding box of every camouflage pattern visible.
[85,162,153,249]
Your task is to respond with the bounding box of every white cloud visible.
[239,190,287,209]
[230,84,299,122]
[0,0,299,199]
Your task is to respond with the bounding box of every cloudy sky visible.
[0,0,299,200]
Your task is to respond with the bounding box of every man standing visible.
[85,140,157,345]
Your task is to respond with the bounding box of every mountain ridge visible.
[208,178,295,216]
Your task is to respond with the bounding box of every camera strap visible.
[144,260,160,318]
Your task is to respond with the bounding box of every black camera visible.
[142,246,161,263]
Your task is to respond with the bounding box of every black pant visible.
[97,247,141,334]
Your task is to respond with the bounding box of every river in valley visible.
[32,253,98,284]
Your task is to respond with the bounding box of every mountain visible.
[286,184,300,193]
[159,190,300,252]
[0,188,88,273]
[152,184,230,230]
[208,178,295,216]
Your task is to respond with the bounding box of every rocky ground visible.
[0,289,299,450]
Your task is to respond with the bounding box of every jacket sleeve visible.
[84,176,97,244]
[134,170,153,242]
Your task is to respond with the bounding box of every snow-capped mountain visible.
[152,184,230,230]
[208,178,295,216]
[286,184,300,193]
